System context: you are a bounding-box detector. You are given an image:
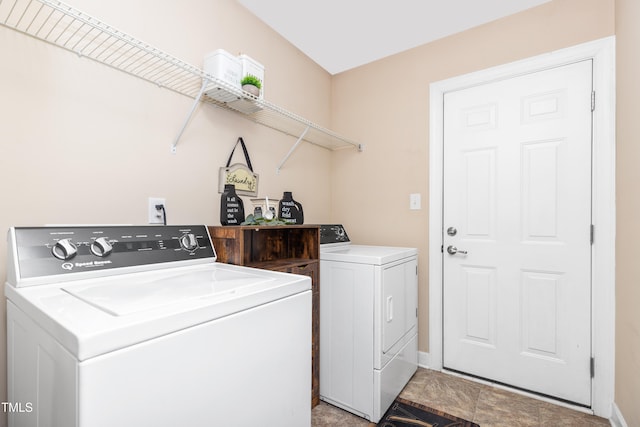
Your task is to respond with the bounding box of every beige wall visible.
[0,0,332,423]
[615,0,640,425]
[330,0,614,358]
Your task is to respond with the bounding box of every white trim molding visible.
[611,403,629,427]
[428,36,616,418]
[418,351,431,369]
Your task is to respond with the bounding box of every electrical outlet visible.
[409,193,421,210]
[148,197,166,224]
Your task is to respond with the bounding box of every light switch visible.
[409,193,421,210]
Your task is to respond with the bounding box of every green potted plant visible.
[241,74,262,97]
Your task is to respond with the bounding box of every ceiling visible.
[237,0,552,75]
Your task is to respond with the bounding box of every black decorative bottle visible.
[278,191,304,224]
[220,184,245,225]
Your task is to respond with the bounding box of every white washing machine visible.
[5,225,311,427]
[319,224,418,422]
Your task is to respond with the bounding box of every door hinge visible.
[590,224,595,245]
[441,245,444,253]
[591,357,595,378]
[591,91,596,112]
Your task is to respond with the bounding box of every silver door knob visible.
[447,245,467,255]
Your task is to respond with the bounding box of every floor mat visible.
[376,397,479,427]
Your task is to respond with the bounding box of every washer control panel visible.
[11,225,216,280]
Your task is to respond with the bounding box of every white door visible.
[442,60,593,405]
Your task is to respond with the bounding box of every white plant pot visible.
[242,84,260,97]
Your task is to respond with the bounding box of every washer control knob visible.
[180,233,198,251]
[90,237,113,257]
[52,238,78,261]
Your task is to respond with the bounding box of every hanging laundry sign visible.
[219,137,259,197]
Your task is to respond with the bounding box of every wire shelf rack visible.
[0,0,361,154]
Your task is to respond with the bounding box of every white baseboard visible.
[610,403,629,427]
[418,351,430,369]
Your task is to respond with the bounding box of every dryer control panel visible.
[319,224,351,245]
[8,225,216,284]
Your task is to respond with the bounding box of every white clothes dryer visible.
[319,224,418,422]
[5,225,311,427]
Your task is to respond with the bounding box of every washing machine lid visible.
[320,244,417,265]
[5,263,310,361]
[61,267,276,316]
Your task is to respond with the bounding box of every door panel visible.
[524,141,561,238]
[521,270,561,357]
[443,60,593,405]
[465,149,496,238]
[382,263,406,353]
[382,259,417,354]
[463,266,496,347]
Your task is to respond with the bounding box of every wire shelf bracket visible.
[276,126,309,174]
[171,78,210,154]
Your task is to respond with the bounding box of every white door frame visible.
[428,36,615,418]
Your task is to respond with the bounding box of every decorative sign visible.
[220,185,245,225]
[218,137,259,197]
[218,164,258,196]
[278,192,304,224]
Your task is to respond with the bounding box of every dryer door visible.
[381,258,418,353]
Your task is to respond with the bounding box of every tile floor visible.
[311,368,610,426]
